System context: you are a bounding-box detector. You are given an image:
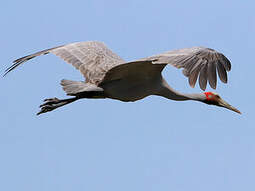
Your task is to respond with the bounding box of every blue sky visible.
[1,0,254,190]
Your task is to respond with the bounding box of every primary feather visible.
[138,47,231,90]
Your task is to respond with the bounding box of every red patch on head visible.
[204,92,214,101]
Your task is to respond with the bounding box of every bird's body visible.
[102,78,155,102]
[5,41,240,114]
[101,62,164,101]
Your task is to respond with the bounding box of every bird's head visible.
[203,92,241,114]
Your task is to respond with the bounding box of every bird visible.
[4,41,241,115]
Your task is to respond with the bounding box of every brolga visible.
[5,41,241,115]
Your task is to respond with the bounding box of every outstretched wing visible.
[139,47,231,90]
[5,41,125,84]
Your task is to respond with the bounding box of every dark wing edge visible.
[4,45,63,76]
[139,47,231,91]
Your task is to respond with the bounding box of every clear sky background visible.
[1,0,254,190]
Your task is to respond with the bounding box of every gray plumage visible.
[6,41,125,85]
[5,41,240,115]
[138,47,230,90]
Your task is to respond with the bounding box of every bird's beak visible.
[218,98,241,114]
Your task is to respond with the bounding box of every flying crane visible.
[5,41,241,115]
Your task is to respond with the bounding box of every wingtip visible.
[200,85,206,91]
[3,72,8,77]
[211,84,217,90]
[3,67,12,77]
[3,65,16,77]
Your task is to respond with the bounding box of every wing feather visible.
[207,61,217,89]
[139,47,231,90]
[199,63,208,91]
[216,60,228,83]
[188,59,203,88]
[5,41,125,84]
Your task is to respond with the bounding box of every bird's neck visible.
[158,78,205,101]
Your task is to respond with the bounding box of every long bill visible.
[218,98,241,114]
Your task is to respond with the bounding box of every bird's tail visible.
[60,79,104,96]
[37,80,105,115]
